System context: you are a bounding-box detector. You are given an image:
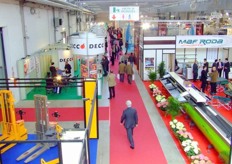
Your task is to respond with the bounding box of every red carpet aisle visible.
[1,107,109,121]
[109,64,167,164]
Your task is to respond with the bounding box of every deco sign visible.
[72,43,104,49]
[70,37,105,55]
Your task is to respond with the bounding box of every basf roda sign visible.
[70,37,105,55]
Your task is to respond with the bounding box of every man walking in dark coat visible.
[120,100,138,149]
[192,60,198,82]
[224,58,230,80]
[217,59,224,77]
[200,66,208,93]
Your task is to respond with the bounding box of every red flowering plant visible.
[190,154,213,164]
[153,88,162,96]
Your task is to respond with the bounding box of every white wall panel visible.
[24,7,52,54]
[144,36,175,41]
[144,45,175,49]
[0,2,24,101]
[69,14,77,34]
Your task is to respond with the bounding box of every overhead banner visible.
[70,37,105,55]
[109,6,139,21]
[176,35,232,48]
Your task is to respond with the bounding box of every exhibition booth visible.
[139,35,232,81]
[16,30,105,100]
[69,31,105,97]
[176,35,232,79]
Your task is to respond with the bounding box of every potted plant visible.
[165,96,181,119]
[158,61,166,78]
[148,69,157,83]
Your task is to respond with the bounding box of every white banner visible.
[35,56,41,78]
[176,35,232,48]
[70,37,105,55]
[58,50,74,76]
[23,57,35,77]
[109,6,139,21]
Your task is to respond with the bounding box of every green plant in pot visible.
[165,96,181,119]
[158,61,166,78]
[148,69,157,83]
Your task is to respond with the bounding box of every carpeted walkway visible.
[109,61,167,164]
[6,107,109,121]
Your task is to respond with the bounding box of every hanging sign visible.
[70,37,105,55]
[109,6,139,21]
[176,35,232,48]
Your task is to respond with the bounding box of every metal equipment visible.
[17,95,63,163]
[0,90,28,153]
[161,72,232,162]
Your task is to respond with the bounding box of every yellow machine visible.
[41,158,59,164]
[0,90,28,153]
[39,122,63,164]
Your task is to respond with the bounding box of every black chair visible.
[46,78,54,94]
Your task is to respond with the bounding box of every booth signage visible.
[176,35,232,48]
[70,37,105,55]
[109,6,139,21]
[58,50,74,76]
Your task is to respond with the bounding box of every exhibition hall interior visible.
[1,0,232,163]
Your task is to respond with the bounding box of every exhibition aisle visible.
[109,65,167,164]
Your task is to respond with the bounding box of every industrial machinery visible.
[161,72,232,163]
[17,95,63,163]
[0,90,28,153]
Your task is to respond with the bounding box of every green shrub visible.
[158,61,166,78]
[148,69,157,82]
[166,96,181,119]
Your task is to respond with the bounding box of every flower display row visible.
[169,119,213,163]
[149,84,168,110]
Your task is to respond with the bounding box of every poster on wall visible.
[58,50,74,76]
[145,57,154,67]
[196,23,204,35]
[23,57,36,77]
[80,57,97,79]
[158,23,167,36]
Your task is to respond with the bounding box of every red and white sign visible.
[70,37,105,55]
[109,6,139,21]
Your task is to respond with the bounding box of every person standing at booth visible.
[209,66,219,95]
[203,58,209,73]
[192,60,198,82]
[224,58,230,80]
[217,59,224,77]
[200,66,208,93]
[64,61,72,76]
[50,62,57,78]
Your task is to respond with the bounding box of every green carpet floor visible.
[25,87,82,100]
